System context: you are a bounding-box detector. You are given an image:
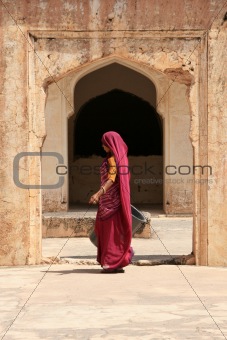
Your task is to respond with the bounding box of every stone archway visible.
[42,57,193,216]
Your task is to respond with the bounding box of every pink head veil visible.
[101,131,132,240]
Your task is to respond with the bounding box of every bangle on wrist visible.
[101,186,106,194]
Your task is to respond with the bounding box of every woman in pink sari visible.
[89,131,134,273]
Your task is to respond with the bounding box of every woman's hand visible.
[89,192,101,205]
[88,180,113,205]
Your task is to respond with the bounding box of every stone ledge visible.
[42,216,95,238]
[30,30,205,40]
[42,211,152,239]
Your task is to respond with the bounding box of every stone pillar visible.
[0,18,42,265]
[42,78,70,212]
[165,82,193,214]
[207,25,227,266]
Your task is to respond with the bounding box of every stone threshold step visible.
[41,254,195,266]
[42,211,152,239]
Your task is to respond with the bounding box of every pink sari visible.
[95,131,133,269]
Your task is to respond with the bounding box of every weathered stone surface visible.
[164,68,195,86]
[42,215,95,238]
[1,0,224,31]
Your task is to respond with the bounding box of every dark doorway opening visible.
[74,89,162,158]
